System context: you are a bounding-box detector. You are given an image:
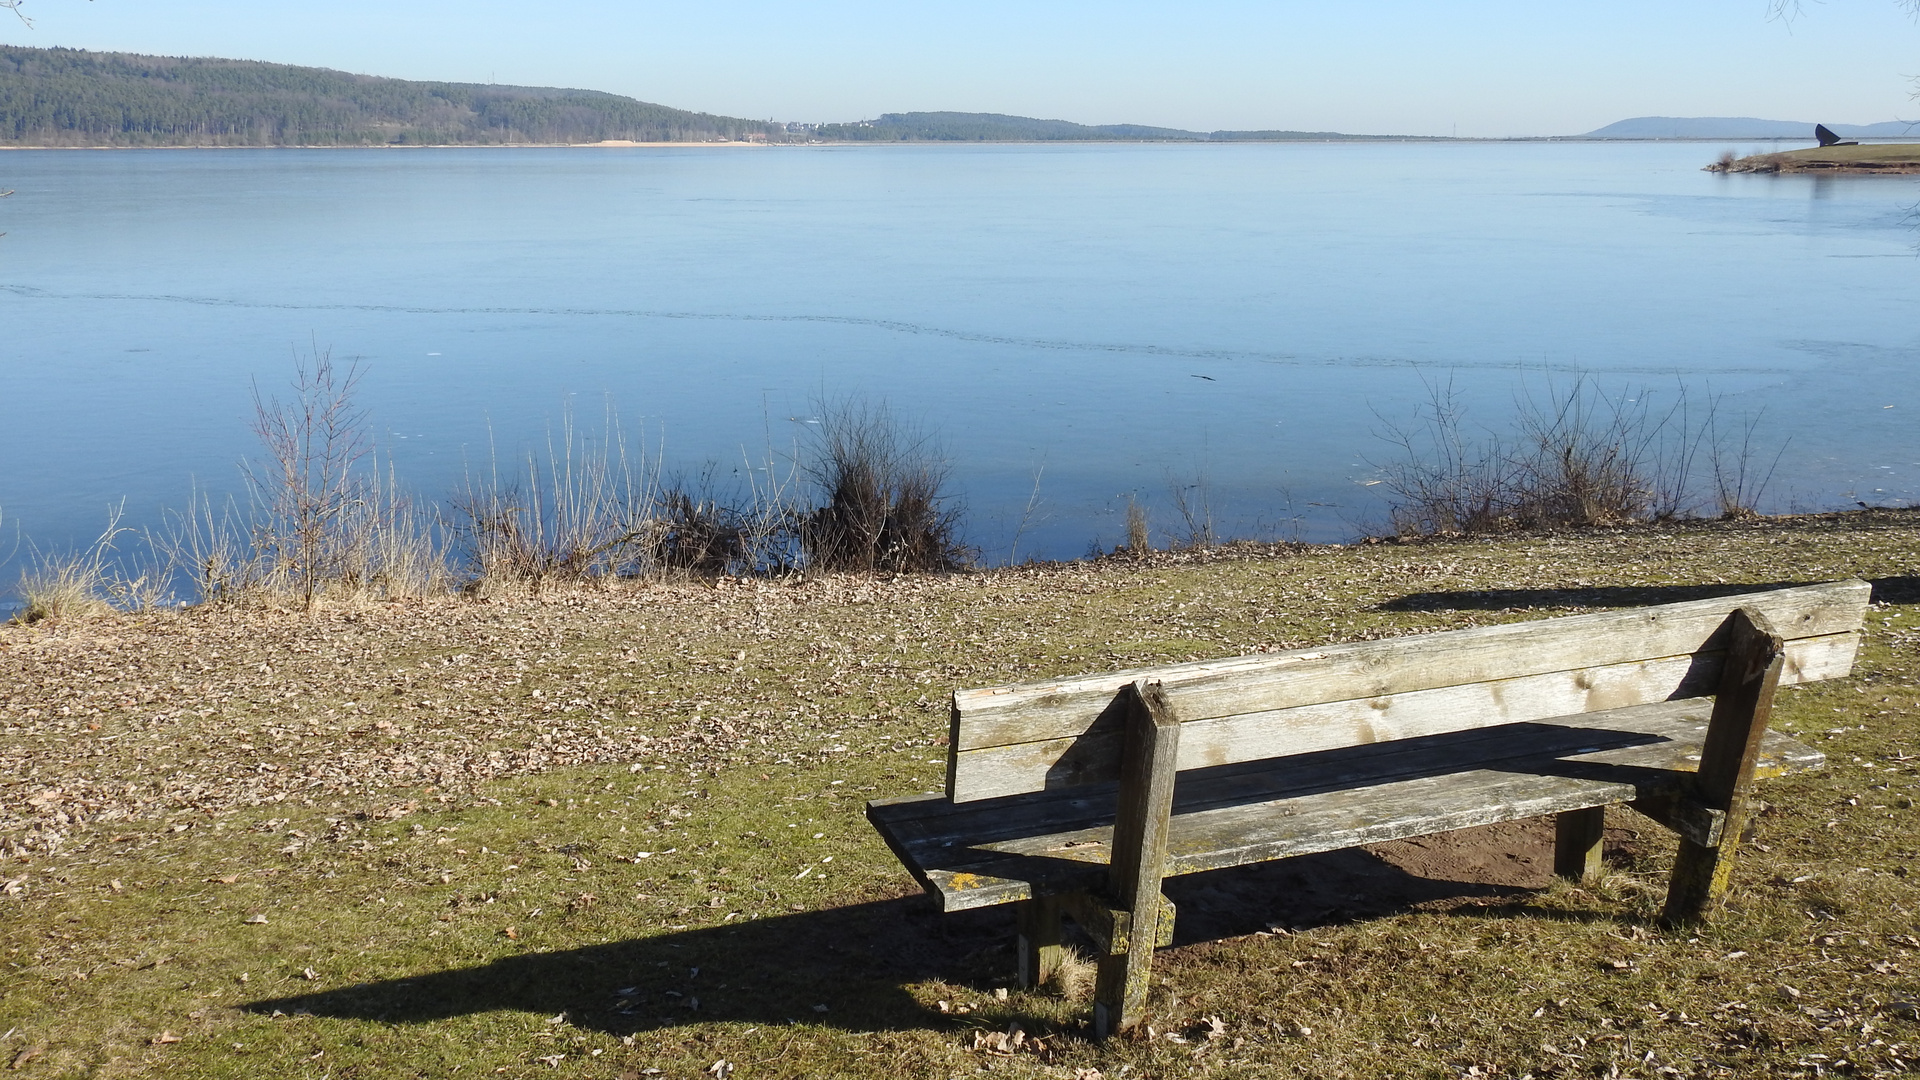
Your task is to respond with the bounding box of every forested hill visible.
[807,112,1408,142]
[0,46,782,146]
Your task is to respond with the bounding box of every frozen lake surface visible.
[1,140,1916,593]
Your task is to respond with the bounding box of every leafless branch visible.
[245,347,371,609]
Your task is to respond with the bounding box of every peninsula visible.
[1707,143,1920,174]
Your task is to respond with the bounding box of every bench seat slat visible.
[881,703,1685,843]
[870,698,1824,912]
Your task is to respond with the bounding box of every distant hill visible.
[0,48,1423,147]
[1583,116,1916,140]
[804,112,1411,143]
[0,45,782,146]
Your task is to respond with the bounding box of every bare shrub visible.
[1125,494,1151,554]
[1167,470,1217,549]
[456,405,660,586]
[150,352,457,607]
[149,485,270,605]
[1374,375,1718,536]
[247,349,373,609]
[1007,466,1047,565]
[1707,406,1786,519]
[342,458,453,599]
[732,435,804,576]
[1372,377,1517,535]
[797,399,971,573]
[652,466,749,576]
[1507,377,1696,529]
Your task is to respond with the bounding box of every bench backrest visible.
[945,579,1870,803]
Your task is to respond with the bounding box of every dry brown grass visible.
[12,554,114,624]
[1710,143,1920,174]
[1125,495,1151,554]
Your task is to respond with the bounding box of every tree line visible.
[0,45,784,146]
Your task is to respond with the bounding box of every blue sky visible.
[3,1,1915,136]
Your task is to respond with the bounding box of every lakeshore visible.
[2,509,1917,1075]
[5,140,1919,572]
[1708,142,1920,174]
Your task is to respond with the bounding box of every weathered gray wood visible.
[887,696,1814,863]
[871,582,1863,1041]
[1629,793,1725,848]
[865,699,1827,912]
[1016,894,1062,990]
[1554,806,1606,881]
[1663,608,1787,926]
[1094,679,1181,1038]
[949,632,1856,801]
[890,702,1711,851]
[953,580,1867,753]
[1060,890,1177,956]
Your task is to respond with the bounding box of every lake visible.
[1,141,1916,602]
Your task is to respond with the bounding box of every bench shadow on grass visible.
[245,850,1529,1037]
[1381,576,1919,612]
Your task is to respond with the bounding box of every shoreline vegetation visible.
[1706,143,1920,174]
[2,354,1824,624]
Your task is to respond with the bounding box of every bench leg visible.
[1092,678,1182,1039]
[1554,806,1606,882]
[1093,912,1159,1039]
[1016,894,1063,990]
[1661,607,1785,927]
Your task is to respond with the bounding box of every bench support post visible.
[1093,679,1181,1040]
[1553,806,1606,882]
[1016,894,1063,990]
[1661,607,1786,927]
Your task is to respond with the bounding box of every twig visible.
[1007,464,1045,565]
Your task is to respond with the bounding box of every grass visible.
[12,509,139,625]
[2,509,1918,1077]
[1709,143,1920,173]
[12,554,114,625]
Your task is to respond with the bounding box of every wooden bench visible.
[867,580,1870,1036]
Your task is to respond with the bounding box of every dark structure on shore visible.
[1815,123,1860,148]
